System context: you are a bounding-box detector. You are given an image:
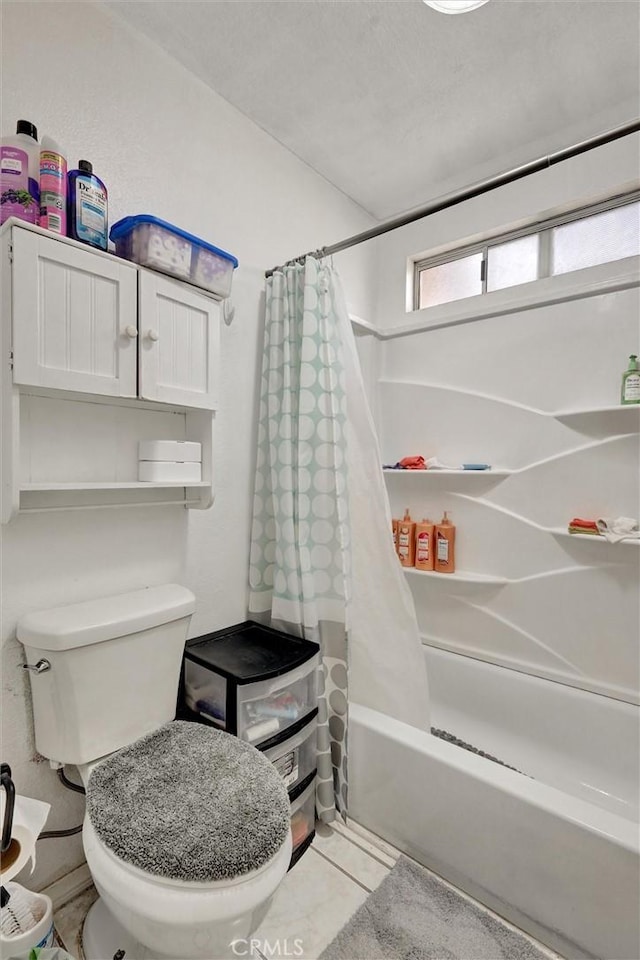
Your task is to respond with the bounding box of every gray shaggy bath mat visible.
[320,856,551,960]
[87,720,290,882]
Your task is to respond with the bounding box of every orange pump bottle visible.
[397,508,416,567]
[435,511,456,573]
[414,518,435,571]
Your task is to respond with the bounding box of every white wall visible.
[0,0,375,890]
[370,135,640,705]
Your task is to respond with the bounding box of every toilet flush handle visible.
[23,659,51,674]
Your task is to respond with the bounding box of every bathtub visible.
[348,648,640,960]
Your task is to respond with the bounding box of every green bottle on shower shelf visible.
[621,355,640,404]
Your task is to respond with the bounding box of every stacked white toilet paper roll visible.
[0,792,51,883]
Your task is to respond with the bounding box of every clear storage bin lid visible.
[109,215,238,268]
[185,620,319,683]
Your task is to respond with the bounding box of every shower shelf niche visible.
[550,528,640,545]
[404,568,508,585]
[552,403,640,423]
[383,468,512,477]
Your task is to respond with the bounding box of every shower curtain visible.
[249,257,429,821]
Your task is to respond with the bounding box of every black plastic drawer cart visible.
[178,621,320,868]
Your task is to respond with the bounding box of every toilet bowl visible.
[82,816,292,960]
[78,721,293,960]
[18,585,294,960]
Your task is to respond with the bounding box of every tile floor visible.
[53,819,561,960]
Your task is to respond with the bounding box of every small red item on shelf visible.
[398,456,426,470]
[567,518,601,536]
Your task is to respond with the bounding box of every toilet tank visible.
[18,584,195,766]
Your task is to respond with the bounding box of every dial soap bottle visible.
[621,355,640,405]
[67,160,108,250]
[435,511,456,574]
[414,518,435,571]
[397,509,416,567]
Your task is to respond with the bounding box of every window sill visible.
[372,255,639,340]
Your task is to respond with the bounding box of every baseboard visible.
[42,862,93,910]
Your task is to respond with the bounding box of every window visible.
[486,234,539,292]
[552,203,640,275]
[414,194,640,311]
[419,252,483,309]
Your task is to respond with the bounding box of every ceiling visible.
[106,0,640,221]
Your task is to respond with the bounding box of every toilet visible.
[18,584,293,960]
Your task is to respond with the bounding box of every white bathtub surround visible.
[425,647,639,818]
[380,370,640,703]
[349,696,640,960]
[351,139,640,958]
[363,149,640,957]
[366,131,640,706]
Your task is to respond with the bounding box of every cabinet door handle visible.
[147,329,160,342]
[124,325,138,339]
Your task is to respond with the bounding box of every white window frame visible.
[413,190,640,312]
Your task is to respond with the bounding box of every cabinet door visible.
[11,228,138,397]
[138,272,220,409]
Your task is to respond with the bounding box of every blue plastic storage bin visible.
[110,215,238,298]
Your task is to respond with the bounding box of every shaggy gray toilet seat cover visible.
[86,720,291,882]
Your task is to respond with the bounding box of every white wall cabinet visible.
[138,272,219,409]
[1,220,222,522]
[9,226,220,411]
[11,226,138,398]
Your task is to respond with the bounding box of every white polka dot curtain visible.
[249,258,350,820]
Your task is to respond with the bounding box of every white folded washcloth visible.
[595,517,640,543]
[424,457,454,470]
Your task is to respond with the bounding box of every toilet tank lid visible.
[17,584,196,651]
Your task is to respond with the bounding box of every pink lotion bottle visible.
[39,136,67,235]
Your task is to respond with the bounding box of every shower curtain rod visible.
[265,118,640,277]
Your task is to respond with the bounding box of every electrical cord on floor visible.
[38,766,86,840]
[39,824,83,838]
